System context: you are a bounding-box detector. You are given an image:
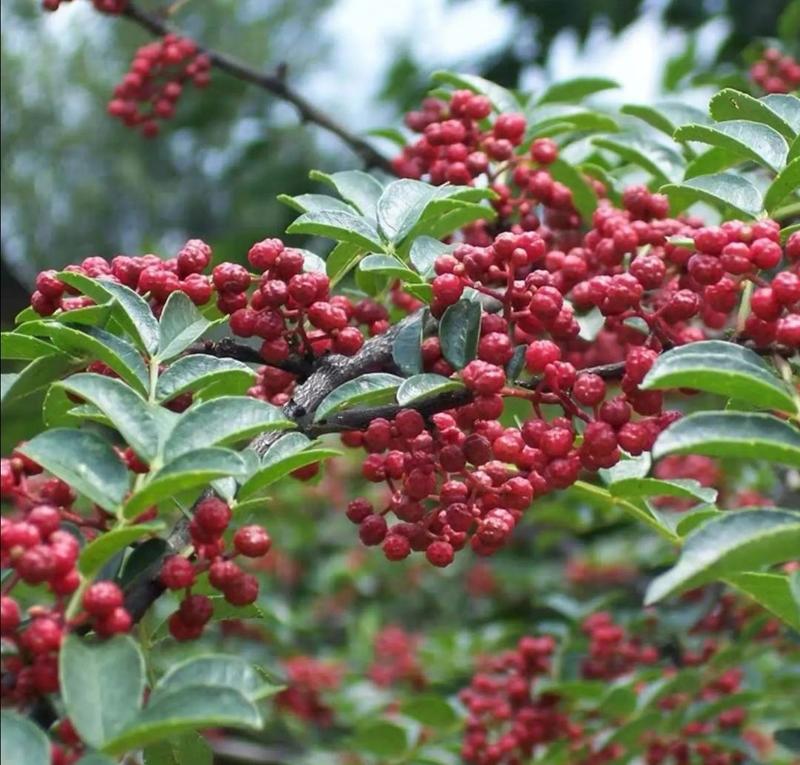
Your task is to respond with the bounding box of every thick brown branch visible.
[121,2,392,171]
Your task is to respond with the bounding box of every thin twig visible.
[121,2,392,171]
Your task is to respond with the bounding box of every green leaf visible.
[431,70,521,114]
[78,522,165,577]
[0,332,58,361]
[155,355,255,402]
[57,272,160,355]
[56,373,160,459]
[674,120,788,172]
[762,94,800,135]
[600,453,652,483]
[684,147,742,179]
[0,710,50,765]
[156,292,211,362]
[60,634,145,749]
[400,200,495,250]
[118,538,168,587]
[360,254,423,282]
[75,754,118,765]
[396,374,464,406]
[45,324,149,395]
[237,443,341,499]
[143,732,212,765]
[593,136,682,185]
[764,156,800,214]
[775,728,800,753]
[621,102,710,138]
[652,411,800,467]
[376,179,441,244]
[326,241,364,285]
[164,397,293,461]
[601,685,637,717]
[660,173,763,218]
[576,307,605,342]
[640,341,797,414]
[609,477,717,505]
[709,89,796,141]
[547,158,597,220]
[286,210,384,252]
[392,311,425,375]
[401,695,458,728]
[663,36,696,91]
[645,509,800,604]
[102,686,262,756]
[438,299,481,369]
[779,0,800,42]
[0,354,80,404]
[153,655,282,702]
[19,429,129,513]
[277,192,354,215]
[314,373,404,422]
[537,77,618,105]
[528,104,619,135]
[123,448,246,518]
[725,572,800,630]
[352,720,409,758]
[309,169,384,220]
[367,127,407,147]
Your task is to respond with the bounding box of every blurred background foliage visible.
[1,0,793,324]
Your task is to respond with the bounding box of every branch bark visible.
[120,2,392,172]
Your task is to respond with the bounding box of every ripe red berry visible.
[525,340,560,373]
[359,514,388,546]
[212,262,250,293]
[178,594,213,627]
[83,581,124,617]
[0,596,21,636]
[209,559,243,590]
[95,607,133,637]
[530,138,558,165]
[426,540,454,567]
[223,573,259,606]
[233,525,272,557]
[194,497,232,536]
[383,534,411,561]
[159,555,196,590]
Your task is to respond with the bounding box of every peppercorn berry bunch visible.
[107,35,211,137]
[275,656,343,726]
[158,496,271,641]
[750,47,800,94]
[367,625,425,689]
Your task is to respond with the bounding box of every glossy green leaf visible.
[431,70,521,114]
[143,732,212,765]
[392,311,425,375]
[118,537,168,587]
[652,411,800,467]
[661,173,763,218]
[286,210,383,251]
[576,307,605,342]
[401,695,458,728]
[102,686,262,755]
[547,158,597,220]
[529,104,619,134]
[0,353,80,404]
[156,292,211,361]
[439,298,481,369]
[645,509,800,604]
[601,685,637,717]
[0,710,50,765]
[600,452,652,483]
[762,93,800,134]
[408,237,452,279]
[609,477,717,504]
[621,101,710,137]
[237,444,341,499]
[325,241,364,285]
[351,720,409,758]
[709,89,796,141]
[153,655,282,702]
[376,179,440,244]
[45,324,149,395]
[78,521,164,577]
[57,272,160,355]
[56,373,159,459]
[401,199,495,250]
[538,76,618,105]
[60,634,145,749]
[20,429,128,513]
[309,169,384,220]
[314,373,404,422]
[164,397,293,461]
[396,373,464,406]
[0,332,58,361]
[360,254,423,282]
[123,447,246,518]
[277,192,354,215]
[725,572,800,630]
[674,121,789,172]
[155,355,255,402]
[684,147,742,179]
[74,754,118,765]
[593,136,681,185]
[641,341,797,413]
[764,156,800,214]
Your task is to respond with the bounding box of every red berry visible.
[83,581,124,617]
[95,607,132,637]
[159,555,196,590]
[212,262,250,293]
[223,573,259,606]
[426,540,454,567]
[178,594,213,627]
[383,534,411,561]
[0,596,21,635]
[233,525,272,557]
[194,497,232,535]
[525,340,560,373]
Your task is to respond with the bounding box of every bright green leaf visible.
[661,173,763,218]
[0,710,50,765]
[547,158,597,220]
[725,572,800,630]
[674,121,789,172]
[439,299,481,370]
[155,355,256,402]
[286,210,384,251]
[392,311,425,375]
[764,156,800,214]
[143,732,212,765]
[78,522,165,577]
[310,169,384,220]
[314,373,404,422]
[157,292,211,361]
[396,373,464,406]
[709,89,796,141]
[538,77,618,105]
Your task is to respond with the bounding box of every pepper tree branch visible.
[120,2,392,172]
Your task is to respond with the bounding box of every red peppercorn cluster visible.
[1,454,132,714]
[158,497,270,641]
[107,35,210,137]
[750,47,800,94]
[367,625,425,689]
[275,656,343,726]
[42,0,127,14]
[460,612,760,765]
[565,557,637,589]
